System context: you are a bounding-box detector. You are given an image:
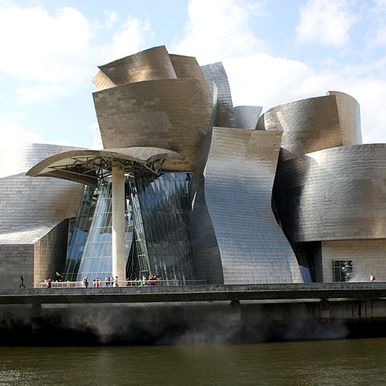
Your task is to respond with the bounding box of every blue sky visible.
[1,0,386,148]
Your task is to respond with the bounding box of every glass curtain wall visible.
[75,177,133,282]
[126,172,195,282]
[126,177,151,278]
[65,172,195,283]
[64,185,97,281]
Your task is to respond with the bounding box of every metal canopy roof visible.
[26,147,184,187]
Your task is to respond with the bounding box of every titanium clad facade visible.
[327,91,362,145]
[93,45,177,90]
[33,220,69,287]
[189,172,224,284]
[274,144,386,243]
[93,79,215,171]
[0,143,79,178]
[169,54,207,81]
[201,62,236,128]
[16,45,386,287]
[201,127,303,284]
[0,144,84,288]
[0,173,82,233]
[256,93,362,159]
[0,144,83,233]
[234,105,262,129]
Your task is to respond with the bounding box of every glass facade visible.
[126,176,150,278]
[75,178,133,281]
[64,185,96,281]
[127,172,194,282]
[332,260,353,282]
[64,172,195,282]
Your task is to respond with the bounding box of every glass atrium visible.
[64,172,194,282]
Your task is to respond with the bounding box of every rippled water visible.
[0,338,385,385]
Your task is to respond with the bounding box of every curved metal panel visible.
[234,105,262,129]
[189,172,224,284]
[169,54,206,81]
[256,92,362,159]
[327,91,362,144]
[92,71,116,91]
[201,62,236,127]
[0,143,80,178]
[93,46,176,90]
[274,144,386,242]
[203,127,303,284]
[93,79,215,171]
[0,144,83,238]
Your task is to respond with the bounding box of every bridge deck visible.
[1,283,386,305]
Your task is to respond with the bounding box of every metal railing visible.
[38,279,206,289]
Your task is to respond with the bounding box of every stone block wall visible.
[322,239,386,282]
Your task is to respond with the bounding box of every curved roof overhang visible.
[26,147,184,187]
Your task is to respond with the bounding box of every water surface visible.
[0,338,385,385]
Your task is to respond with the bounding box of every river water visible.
[0,338,385,385]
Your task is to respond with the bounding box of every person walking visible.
[19,275,25,289]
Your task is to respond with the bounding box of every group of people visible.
[140,274,161,286]
[42,272,64,288]
[125,274,162,287]
[120,274,162,287]
[83,276,119,288]
[81,274,161,288]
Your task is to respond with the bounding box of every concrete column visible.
[112,164,126,283]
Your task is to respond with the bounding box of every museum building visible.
[0,46,385,288]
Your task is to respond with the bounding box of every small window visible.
[332,260,353,282]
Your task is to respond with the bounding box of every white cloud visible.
[16,84,73,105]
[103,10,119,29]
[108,16,151,60]
[89,122,103,149]
[225,54,312,108]
[0,112,74,148]
[370,25,386,46]
[0,112,43,149]
[296,0,357,47]
[173,0,264,63]
[0,120,43,177]
[366,0,386,47]
[0,4,150,104]
[0,125,42,145]
[0,6,92,82]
